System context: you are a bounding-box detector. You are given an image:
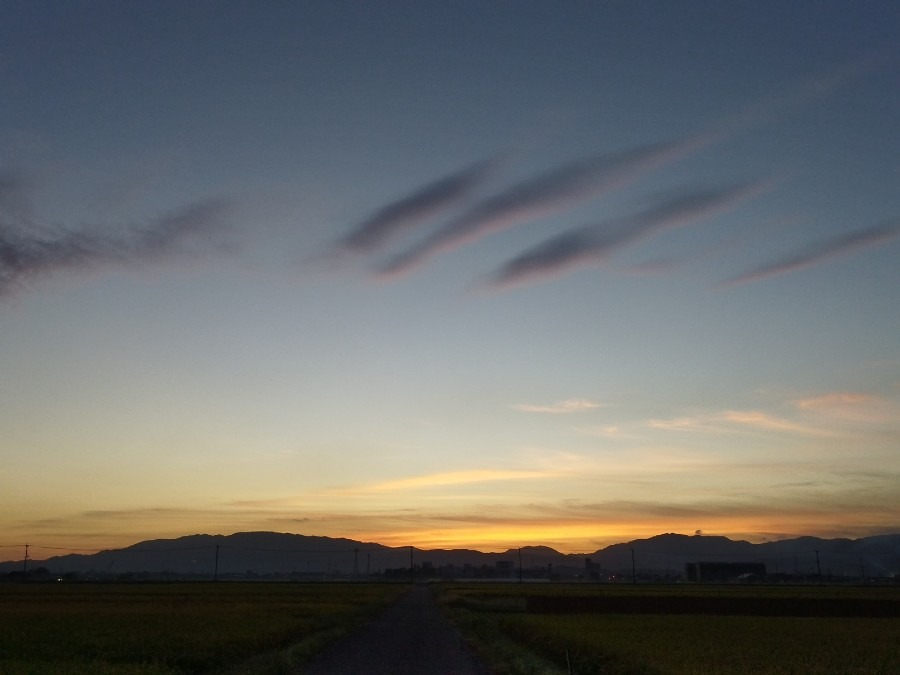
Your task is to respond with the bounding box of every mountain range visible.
[3,532,898,580]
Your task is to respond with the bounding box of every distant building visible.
[685,562,766,582]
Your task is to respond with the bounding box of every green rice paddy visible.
[0,582,405,674]
[437,583,900,674]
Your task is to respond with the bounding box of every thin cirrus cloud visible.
[335,469,562,495]
[793,391,900,426]
[721,218,900,286]
[511,398,605,414]
[0,198,232,296]
[794,392,872,410]
[486,181,767,289]
[352,56,886,289]
[720,410,828,435]
[337,157,497,254]
[648,409,828,436]
[376,139,703,279]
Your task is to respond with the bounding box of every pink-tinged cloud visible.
[794,392,872,410]
[794,391,900,426]
[721,410,826,435]
[377,140,702,279]
[339,469,562,494]
[338,158,496,253]
[511,398,605,414]
[648,409,828,436]
[486,181,767,289]
[722,218,900,286]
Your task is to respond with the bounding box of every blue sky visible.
[1,1,899,556]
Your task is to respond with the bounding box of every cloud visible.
[709,52,888,141]
[377,140,701,278]
[486,181,767,289]
[337,469,562,494]
[361,56,880,284]
[720,409,825,435]
[721,218,900,286]
[647,416,723,434]
[648,394,900,440]
[511,398,605,414]
[338,158,496,253]
[577,425,636,440]
[648,408,827,436]
[794,392,872,410]
[794,391,900,426]
[0,198,232,296]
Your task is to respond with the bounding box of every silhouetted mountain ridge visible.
[3,531,898,578]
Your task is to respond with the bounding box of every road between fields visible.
[300,584,489,674]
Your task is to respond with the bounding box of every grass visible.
[0,581,406,674]
[5,579,897,673]
[436,583,900,674]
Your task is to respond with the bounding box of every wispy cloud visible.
[721,218,900,286]
[648,408,828,436]
[370,55,882,284]
[337,469,562,494]
[794,392,872,410]
[576,425,635,439]
[793,391,900,426]
[338,158,496,253]
[721,409,825,435]
[647,416,723,434]
[512,398,605,414]
[377,140,702,278]
[711,49,894,141]
[486,181,767,289]
[0,198,232,296]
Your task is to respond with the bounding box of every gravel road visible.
[301,584,489,674]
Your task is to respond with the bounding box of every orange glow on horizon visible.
[344,510,897,553]
[4,504,896,560]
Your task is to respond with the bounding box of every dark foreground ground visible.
[301,584,489,674]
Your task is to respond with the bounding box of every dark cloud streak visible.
[378,140,702,279]
[487,182,766,289]
[339,158,496,253]
[722,218,900,286]
[0,199,231,296]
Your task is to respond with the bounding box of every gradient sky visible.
[2,1,899,559]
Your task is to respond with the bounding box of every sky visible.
[2,1,899,559]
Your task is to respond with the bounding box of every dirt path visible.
[300,584,489,674]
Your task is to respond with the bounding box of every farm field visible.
[0,581,406,674]
[436,583,900,674]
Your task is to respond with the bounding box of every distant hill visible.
[2,531,898,580]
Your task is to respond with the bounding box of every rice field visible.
[4,580,898,674]
[0,581,406,674]
[437,583,900,674]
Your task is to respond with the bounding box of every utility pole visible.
[23,544,29,574]
[631,548,636,585]
[518,547,523,583]
[815,550,822,584]
[214,545,220,582]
